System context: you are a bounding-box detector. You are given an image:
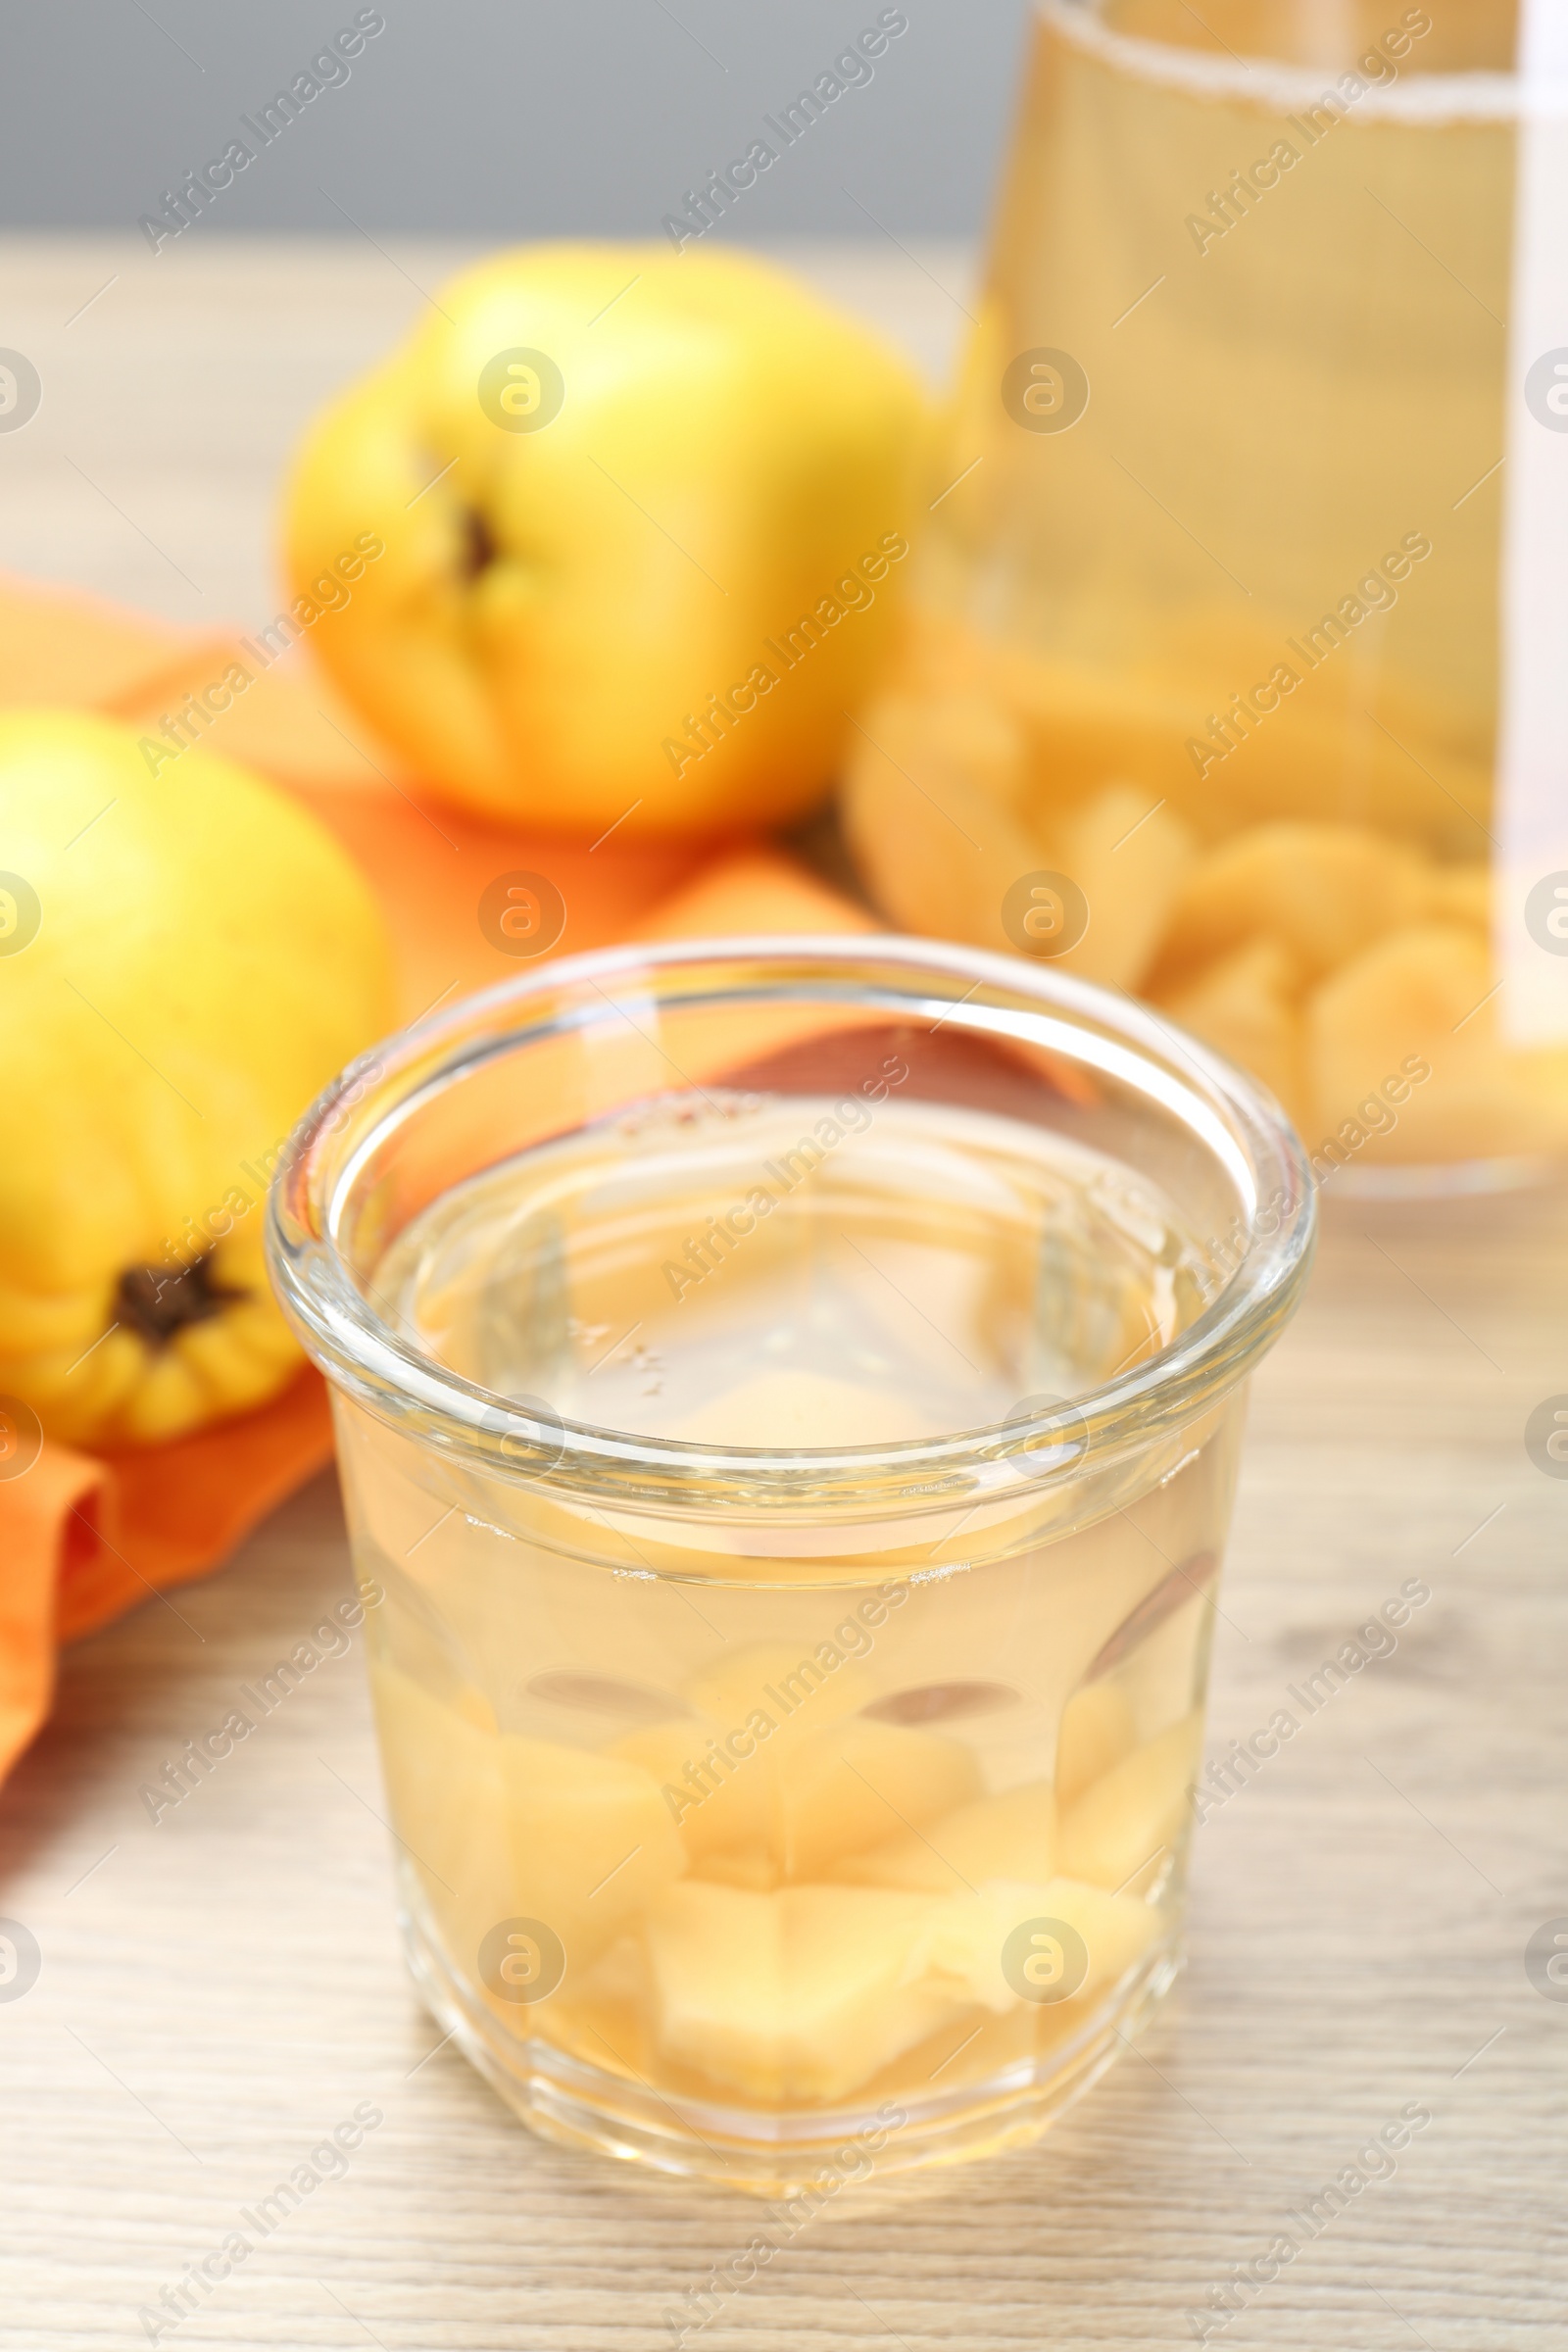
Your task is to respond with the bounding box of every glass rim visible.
[1039,0,1559,122]
[265,933,1317,1513]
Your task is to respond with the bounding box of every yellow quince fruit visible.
[0,710,394,1447]
[282,242,928,837]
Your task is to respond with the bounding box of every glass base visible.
[398,1877,1184,2198]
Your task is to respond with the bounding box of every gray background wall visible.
[2,2,1033,237]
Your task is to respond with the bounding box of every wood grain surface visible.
[1,240,1565,2352]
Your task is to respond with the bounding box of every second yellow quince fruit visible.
[0,710,394,1447]
[282,243,928,837]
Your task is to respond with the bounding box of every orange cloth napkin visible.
[0,575,873,1788]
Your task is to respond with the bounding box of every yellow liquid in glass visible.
[341,1091,1235,2119]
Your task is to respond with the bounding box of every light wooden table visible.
[1,240,1565,2352]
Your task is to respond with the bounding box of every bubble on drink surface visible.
[1002,347,1090,434]
[478,1915,565,2004]
[1001,869,1089,958]
[1001,1915,1089,2004]
[0,1918,41,2002]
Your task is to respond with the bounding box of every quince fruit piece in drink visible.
[1052,783,1197,994]
[500,1732,685,1969]
[372,1664,685,1979]
[684,1638,873,1742]
[644,1872,1165,2103]
[1054,1681,1139,1808]
[643,1880,954,2102]
[1055,1712,1203,1891]
[1155,821,1430,988]
[775,1717,981,1880]
[615,1684,982,1882]
[845,1686,1158,1897]
[670,1366,944,1450]
[1154,936,1308,1131]
[684,1847,782,1892]
[911,1875,1162,2012]
[1424,863,1490,931]
[963,627,1218,817]
[841,1778,1056,1892]
[368,1662,517,1981]
[0,710,394,1445]
[692,1641,981,1874]
[1305,922,1568,1160]
[840,684,1043,949]
[1306,920,1486,1135]
[284,244,927,837]
[841,697,1197,996]
[611,1715,773,1865]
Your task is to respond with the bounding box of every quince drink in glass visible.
[268,938,1312,2190]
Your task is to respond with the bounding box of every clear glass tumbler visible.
[267,937,1313,2192]
[847,0,1568,1190]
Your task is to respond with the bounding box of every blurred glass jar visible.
[846,0,1568,1187]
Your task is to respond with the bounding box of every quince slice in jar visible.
[840,684,1041,950]
[1425,863,1491,931]
[618,1645,979,1887]
[500,1735,685,1970]
[1306,922,1568,1161]
[644,1871,1167,2106]
[611,1717,772,1867]
[839,1778,1056,1893]
[775,1717,982,1881]
[848,1698,1188,1906]
[1155,936,1308,1131]
[1155,822,1431,988]
[1054,1681,1139,1807]
[686,1640,874,1734]
[1050,783,1197,993]
[620,1715,982,1886]
[368,1662,516,1980]
[911,1875,1163,2012]
[1054,1712,1203,1892]
[643,1881,953,2102]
